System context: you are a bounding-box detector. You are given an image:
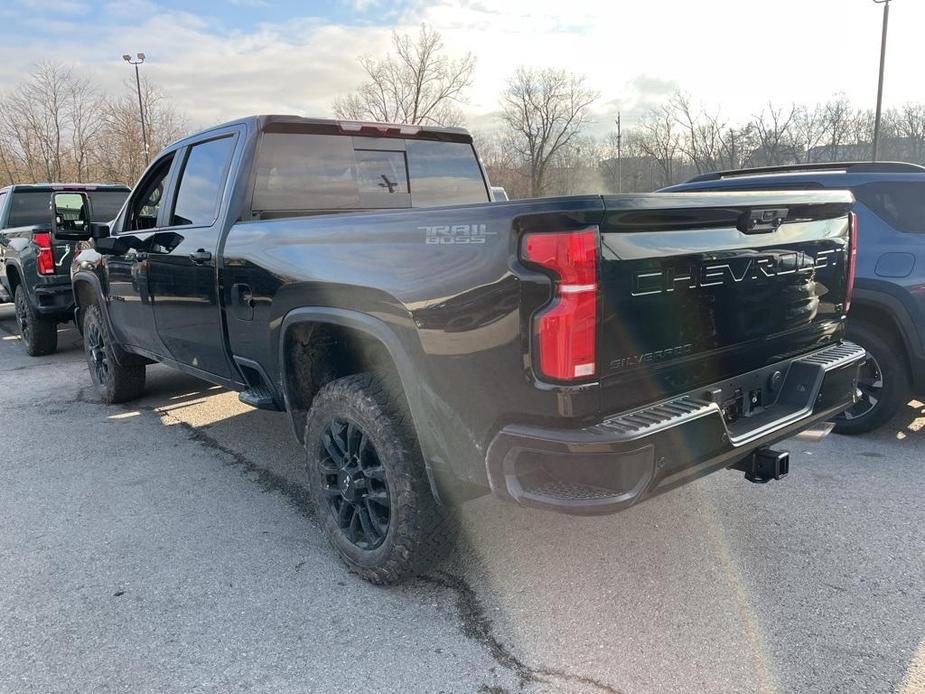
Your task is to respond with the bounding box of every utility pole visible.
[616,113,623,193]
[123,53,149,165]
[872,0,891,161]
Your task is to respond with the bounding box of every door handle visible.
[189,249,212,264]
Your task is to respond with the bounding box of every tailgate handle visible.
[739,208,788,234]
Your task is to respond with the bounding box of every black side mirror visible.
[94,236,132,256]
[89,222,110,239]
[51,191,93,241]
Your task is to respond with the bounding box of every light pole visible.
[123,52,149,165]
[871,0,891,161]
[615,113,622,193]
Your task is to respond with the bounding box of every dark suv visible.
[664,162,925,434]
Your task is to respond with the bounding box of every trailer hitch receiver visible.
[732,446,790,484]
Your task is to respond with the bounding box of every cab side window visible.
[127,154,174,232]
[171,136,235,227]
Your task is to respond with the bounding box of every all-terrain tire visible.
[83,303,146,404]
[833,321,910,435]
[14,286,57,356]
[304,373,456,584]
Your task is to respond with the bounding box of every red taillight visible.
[33,231,54,275]
[845,211,858,313]
[523,228,599,381]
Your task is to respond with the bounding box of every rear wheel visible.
[305,373,456,584]
[833,322,910,435]
[14,286,57,356]
[83,303,146,404]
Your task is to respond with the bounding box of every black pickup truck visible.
[0,184,128,354]
[59,116,864,583]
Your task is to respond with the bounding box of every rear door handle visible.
[189,249,212,264]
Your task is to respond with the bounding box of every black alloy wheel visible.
[14,290,31,344]
[318,417,391,550]
[85,315,110,386]
[838,353,883,422]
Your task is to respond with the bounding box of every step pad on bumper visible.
[486,341,866,515]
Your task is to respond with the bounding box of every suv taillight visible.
[522,227,599,382]
[33,231,54,276]
[845,211,858,312]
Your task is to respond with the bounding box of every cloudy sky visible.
[0,0,922,137]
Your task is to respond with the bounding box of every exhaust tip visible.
[794,421,835,443]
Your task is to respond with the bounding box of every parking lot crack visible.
[422,571,621,693]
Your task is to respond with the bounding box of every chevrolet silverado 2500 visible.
[60,116,865,583]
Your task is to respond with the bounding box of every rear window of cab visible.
[252,133,488,212]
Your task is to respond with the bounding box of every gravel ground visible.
[1,304,923,694]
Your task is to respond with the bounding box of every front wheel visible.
[304,373,456,584]
[14,286,57,356]
[83,303,146,404]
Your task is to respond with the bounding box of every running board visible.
[239,386,281,411]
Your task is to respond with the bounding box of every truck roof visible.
[167,114,474,151]
[683,161,925,183]
[0,183,131,193]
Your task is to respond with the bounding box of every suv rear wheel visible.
[14,286,57,356]
[833,321,910,435]
[304,373,456,584]
[83,303,146,404]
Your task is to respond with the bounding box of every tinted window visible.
[128,154,174,231]
[855,181,925,233]
[406,140,487,206]
[7,191,52,227]
[254,133,362,211]
[172,137,235,226]
[6,190,126,227]
[87,191,129,221]
[252,133,487,212]
[355,150,408,194]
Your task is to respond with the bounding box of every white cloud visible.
[0,0,922,139]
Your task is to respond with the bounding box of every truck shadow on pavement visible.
[94,358,925,694]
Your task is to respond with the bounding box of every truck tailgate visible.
[597,191,854,409]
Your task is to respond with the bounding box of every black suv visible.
[664,162,925,434]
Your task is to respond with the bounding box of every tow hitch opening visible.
[731,447,790,484]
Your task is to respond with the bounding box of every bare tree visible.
[0,62,74,182]
[717,123,756,170]
[889,104,925,162]
[792,104,827,162]
[473,129,531,199]
[636,105,680,186]
[67,73,104,182]
[670,92,726,174]
[501,67,598,197]
[749,103,797,166]
[333,24,475,127]
[820,95,854,160]
[97,75,186,184]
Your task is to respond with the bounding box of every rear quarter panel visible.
[221,197,605,484]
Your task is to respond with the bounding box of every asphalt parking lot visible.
[1,304,923,694]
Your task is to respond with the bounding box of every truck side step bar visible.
[239,386,281,411]
[234,356,283,411]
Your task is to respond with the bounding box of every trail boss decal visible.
[631,249,837,297]
[422,224,497,245]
